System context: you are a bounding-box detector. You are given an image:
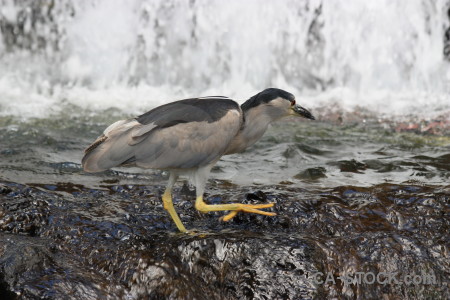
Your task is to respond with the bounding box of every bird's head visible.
[241,88,315,121]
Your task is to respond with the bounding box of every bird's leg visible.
[162,173,187,233]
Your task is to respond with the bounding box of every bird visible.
[82,88,315,232]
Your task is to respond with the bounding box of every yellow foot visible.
[195,196,276,223]
[220,203,276,222]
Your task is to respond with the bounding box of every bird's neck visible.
[224,105,273,155]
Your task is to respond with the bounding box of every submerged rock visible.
[294,167,327,180]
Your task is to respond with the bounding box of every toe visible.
[241,207,276,216]
[218,203,276,222]
[220,211,239,222]
[241,203,275,209]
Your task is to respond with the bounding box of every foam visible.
[0,0,449,119]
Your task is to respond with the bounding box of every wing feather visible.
[134,109,242,169]
[82,97,243,172]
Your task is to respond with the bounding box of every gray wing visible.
[134,108,242,169]
[82,97,243,172]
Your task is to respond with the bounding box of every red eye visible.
[291,100,296,106]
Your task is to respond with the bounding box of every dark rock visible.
[294,167,327,180]
[245,190,267,201]
[0,181,449,299]
[0,184,12,195]
[329,159,367,173]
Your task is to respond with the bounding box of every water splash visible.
[0,0,449,118]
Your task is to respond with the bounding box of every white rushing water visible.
[0,0,449,119]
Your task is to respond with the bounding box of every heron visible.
[82,88,315,232]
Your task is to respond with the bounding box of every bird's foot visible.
[220,203,276,222]
[195,197,276,222]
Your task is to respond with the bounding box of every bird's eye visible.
[291,100,296,106]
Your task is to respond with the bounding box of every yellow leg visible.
[195,196,276,222]
[162,190,187,233]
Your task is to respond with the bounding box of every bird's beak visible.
[292,104,315,120]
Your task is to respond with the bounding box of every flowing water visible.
[0,1,449,299]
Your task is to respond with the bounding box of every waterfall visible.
[0,0,449,118]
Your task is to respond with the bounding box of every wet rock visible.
[0,181,449,299]
[414,153,450,172]
[329,159,367,173]
[0,193,50,236]
[0,233,115,299]
[0,184,12,195]
[123,233,319,299]
[180,182,196,197]
[245,190,267,201]
[294,167,327,180]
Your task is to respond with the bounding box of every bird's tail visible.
[82,119,138,173]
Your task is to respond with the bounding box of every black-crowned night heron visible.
[82,88,315,232]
